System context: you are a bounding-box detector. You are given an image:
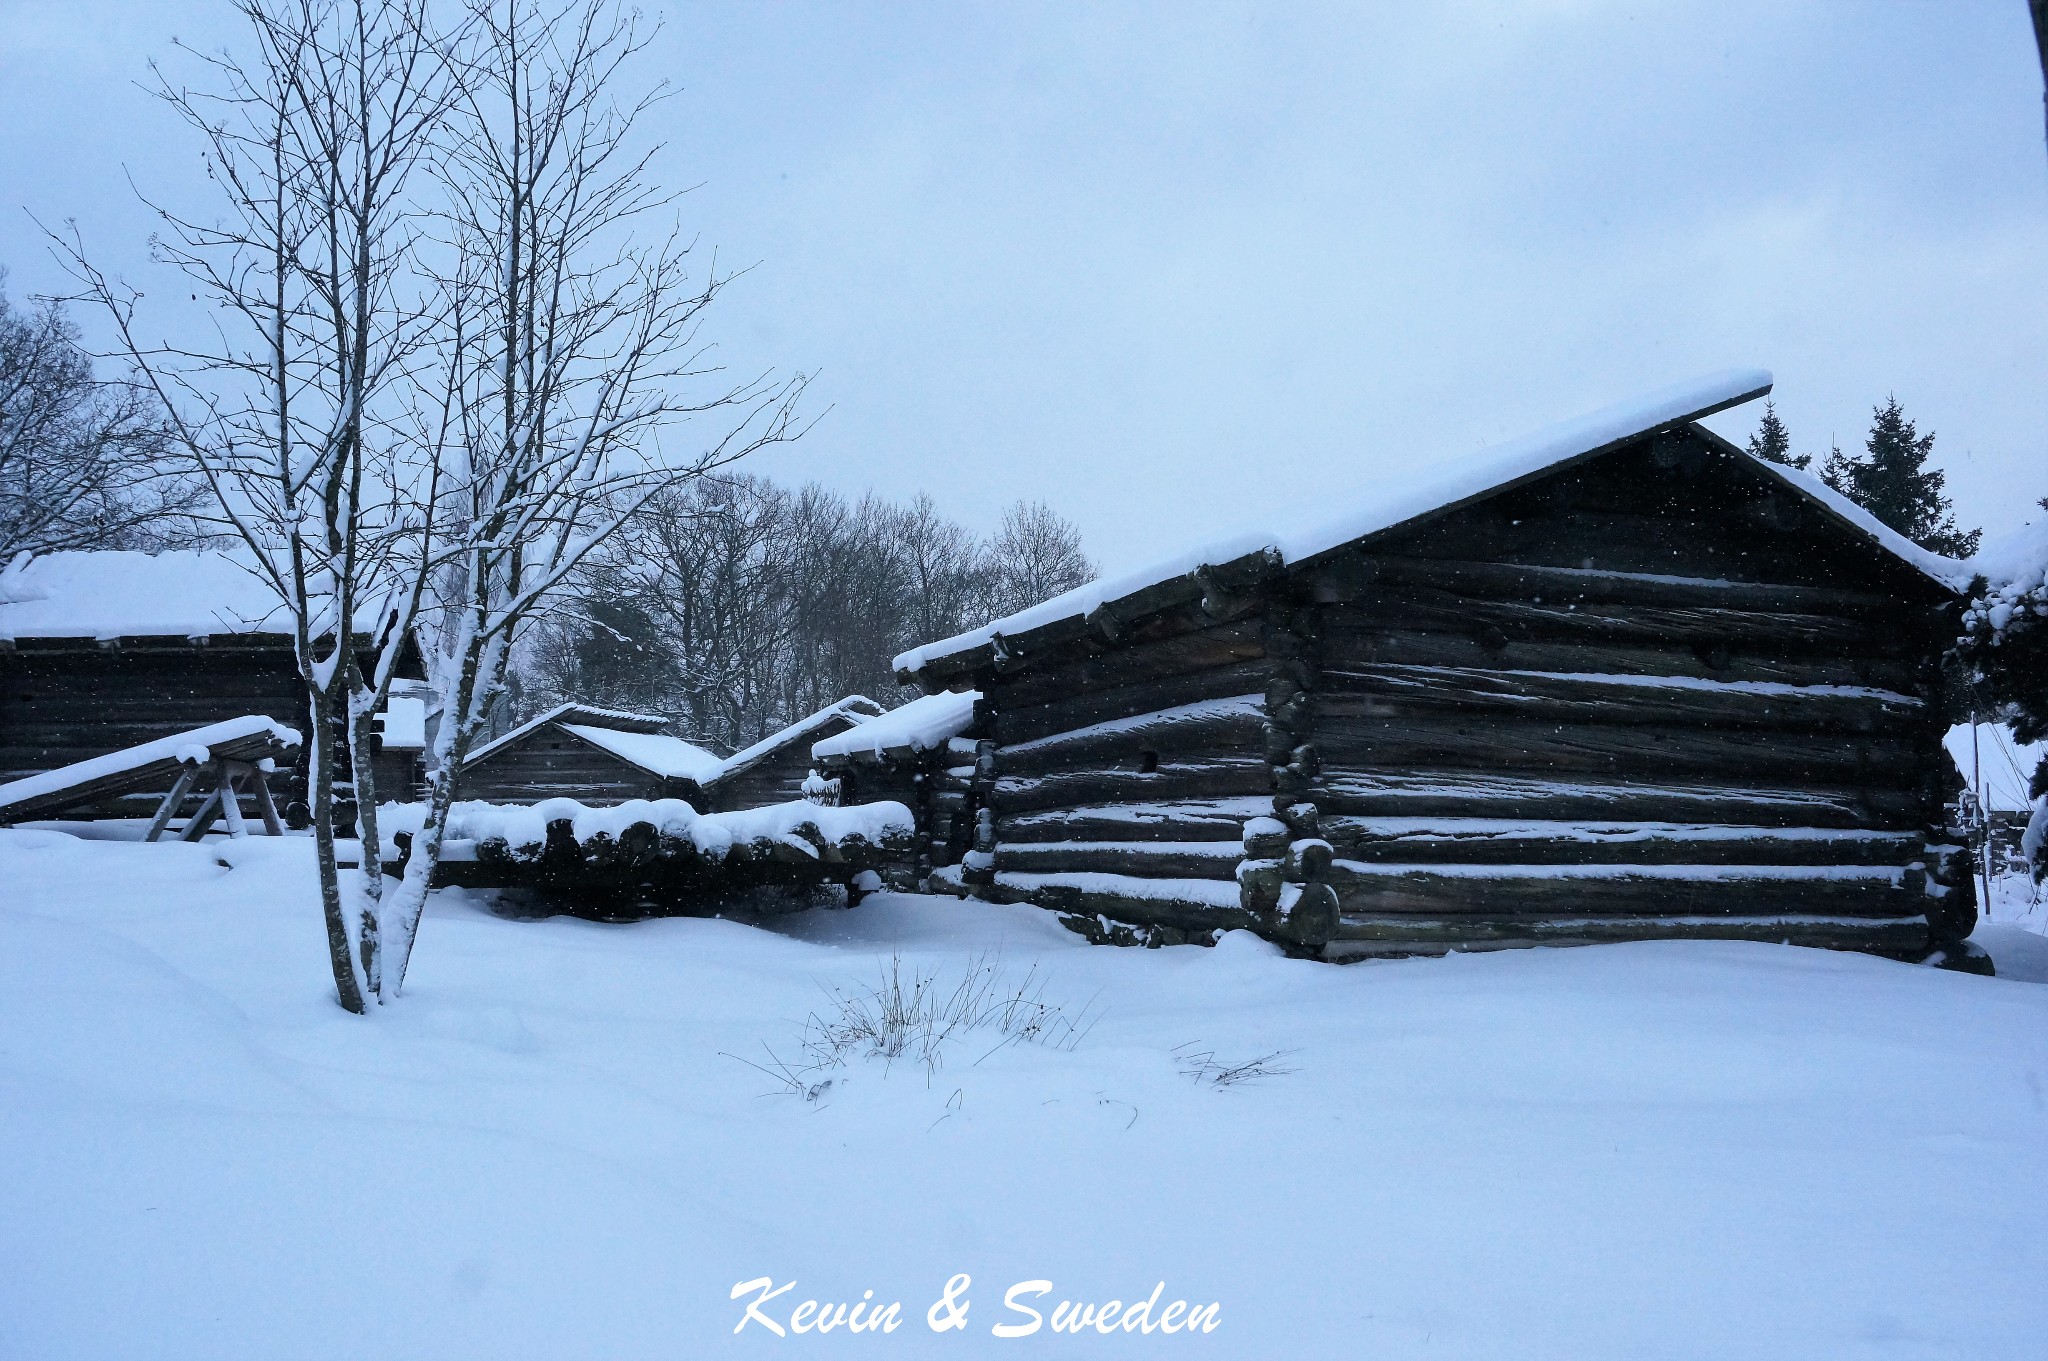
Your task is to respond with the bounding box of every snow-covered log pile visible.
[379,796,915,912]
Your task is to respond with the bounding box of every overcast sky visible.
[2,0,2044,574]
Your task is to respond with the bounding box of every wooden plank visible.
[1317,624,1924,692]
[994,839,1244,879]
[987,758,1271,816]
[1325,860,1920,918]
[1320,817,1922,866]
[1321,913,1930,959]
[1316,664,1924,735]
[996,797,1269,844]
[1312,769,1921,829]
[0,727,299,824]
[1315,713,1926,787]
[1326,553,1907,617]
[988,624,1267,714]
[995,695,1266,777]
[993,663,1272,747]
[981,870,1265,935]
[1315,583,1910,656]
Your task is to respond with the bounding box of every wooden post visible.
[217,761,250,839]
[143,761,203,843]
[249,764,285,836]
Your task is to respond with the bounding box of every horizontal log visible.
[905,549,1280,687]
[996,695,1266,777]
[996,796,1271,844]
[994,839,1244,880]
[1313,769,1925,829]
[981,870,1266,935]
[993,664,1273,747]
[1314,713,1928,787]
[1324,860,1922,918]
[1320,913,1931,959]
[1318,624,1924,692]
[1321,553,1908,617]
[988,621,1267,713]
[987,758,1271,816]
[1316,583,1910,657]
[1320,817,1922,866]
[1316,664,1924,735]
[1369,506,1895,589]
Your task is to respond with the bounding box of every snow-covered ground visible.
[4,829,2047,1359]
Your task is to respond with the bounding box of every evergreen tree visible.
[1817,396,1980,557]
[1745,400,1809,469]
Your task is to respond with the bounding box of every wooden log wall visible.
[976,610,1279,942]
[456,728,702,807]
[1293,436,1967,959]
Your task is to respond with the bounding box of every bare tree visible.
[985,498,1095,617]
[379,0,807,994]
[58,0,455,1014]
[0,273,202,563]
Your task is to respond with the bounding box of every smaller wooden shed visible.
[811,690,985,887]
[704,696,885,810]
[0,550,426,820]
[456,704,723,806]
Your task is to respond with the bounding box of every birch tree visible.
[58,0,454,1014]
[375,0,807,995]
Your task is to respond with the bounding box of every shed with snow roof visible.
[810,689,987,886]
[0,550,427,819]
[891,370,1980,962]
[455,704,723,807]
[704,696,886,811]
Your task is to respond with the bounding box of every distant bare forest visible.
[519,476,1095,753]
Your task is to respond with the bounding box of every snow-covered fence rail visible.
[379,797,916,914]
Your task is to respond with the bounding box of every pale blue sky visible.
[3,0,2044,572]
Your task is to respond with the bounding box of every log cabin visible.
[456,695,888,811]
[455,704,723,806]
[889,370,1980,962]
[811,689,984,888]
[0,550,427,820]
[705,695,885,811]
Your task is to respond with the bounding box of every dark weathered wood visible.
[0,725,298,824]
[456,725,705,808]
[988,624,1267,714]
[1312,769,1922,829]
[996,695,1266,776]
[1321,912,1930,959]
[994,665,1272,747]
[1319,816,1922,867]
[1324,860,1921,918]
[1314,583,1910,657]
[1315,713,1927,787]
[994,839,1243,879]
[996,796,1269,844]
[980,869,1265,935]
[1317,624,1924,693]
[1318,553,1907,617]
[987,757,1271,815]
[1316,664,1924,735]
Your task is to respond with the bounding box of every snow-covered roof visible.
[1945,722,2047,814]
[893,369,1966,681]
[811,689,980,762]
[713,696,885,780]
[463,703,673,767]
[1966,515,2048,597]
[0,550,393,642]
[559,724,725,783]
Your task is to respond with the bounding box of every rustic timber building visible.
[0,551,426,819]
[811,689,982,887]
[458,695,884,811]
[888,370,1978,962]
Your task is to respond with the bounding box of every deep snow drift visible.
[3,829,2046,1359]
